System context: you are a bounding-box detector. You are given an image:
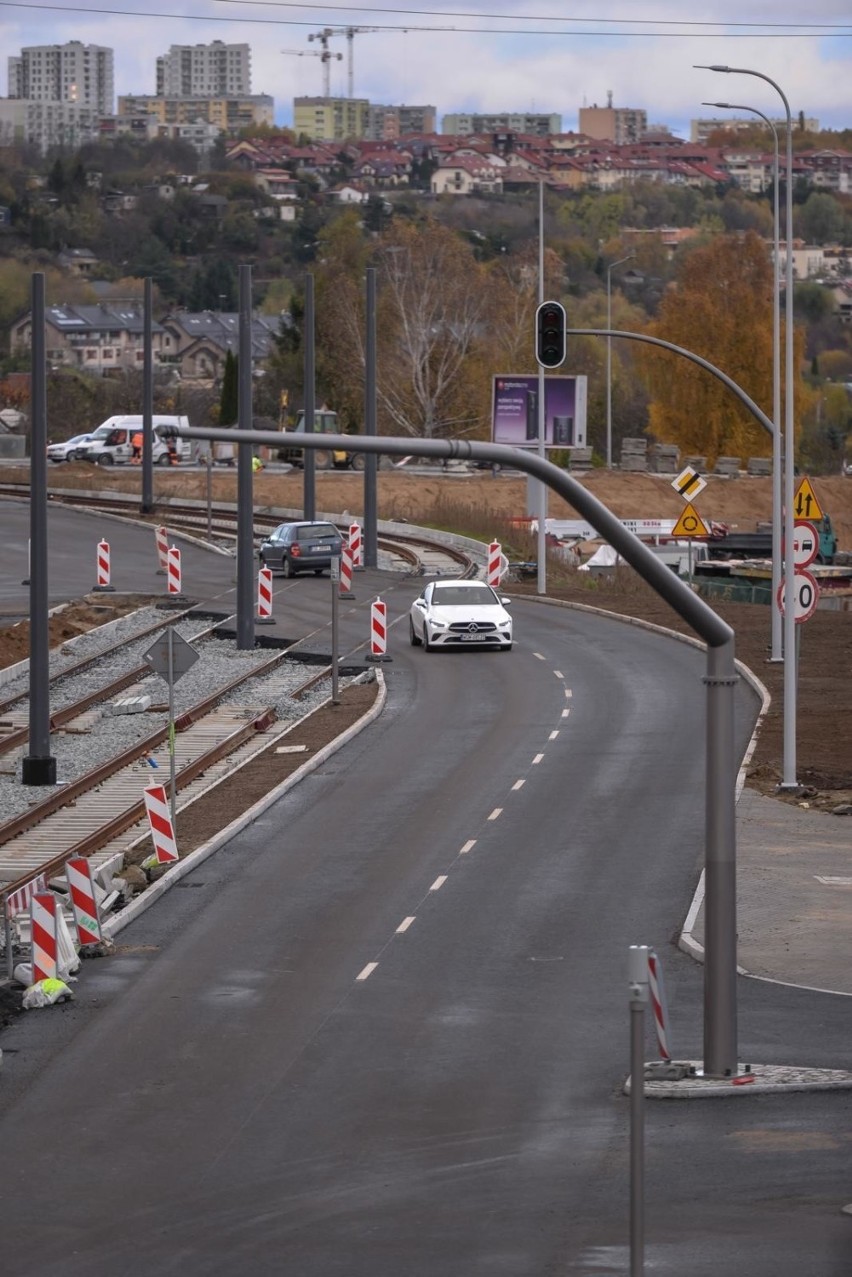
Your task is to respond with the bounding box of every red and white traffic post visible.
[338,544,355,599]
[256,565,275,625]
[349,522,363,571]
[155,525,169,575]
[143,784,180,865]
[647,949,672,1062]
[366,596,392,663]
[487,541,502,589]
[30,891,58,983]
[93,539,115,593]
[166,545,183,598]
[66,856,104,950]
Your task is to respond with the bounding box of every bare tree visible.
[376,221,488,438]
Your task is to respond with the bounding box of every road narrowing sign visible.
[777,570,820,624]
[793,477,823,522]
[671,466,707,502]
[671,503,711,539]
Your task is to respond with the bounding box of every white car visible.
[409,580,513,652]
[46,432,93,463]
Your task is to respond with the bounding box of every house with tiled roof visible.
[158,310,288,385]
[431,153,503,195]
[10,301,168,376]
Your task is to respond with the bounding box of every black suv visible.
[258,521,343,577]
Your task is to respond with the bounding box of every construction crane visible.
[310,25,383,99]
[283,43,342,98]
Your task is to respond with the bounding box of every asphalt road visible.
[2,520,852,1274]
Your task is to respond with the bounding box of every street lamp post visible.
[704,100,782,663]
[606,254,634,469]
[698,64,798,788]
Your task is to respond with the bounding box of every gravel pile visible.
[0,607,360,825]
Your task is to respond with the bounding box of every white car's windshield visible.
[432,586,497,606]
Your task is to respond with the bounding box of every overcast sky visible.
[4,1,851,138]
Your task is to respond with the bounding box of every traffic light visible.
[535,300,566,369]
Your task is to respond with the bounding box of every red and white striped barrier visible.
[94,538,114,592]
[143,784,179,863]
[66,857,103,948]
[30,891,58,983]
[256,566,274,624]
[349,522,363,570]
[647,949,672,1062]
[366,596,391,662]
[487,540,502,589]
[155,525,169,574]
[167,545,182,596]
[5,873,47,919]
[339,544,354,598]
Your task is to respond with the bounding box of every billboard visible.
[491,375,587,449]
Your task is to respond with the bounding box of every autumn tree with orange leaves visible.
[636,231,804,465]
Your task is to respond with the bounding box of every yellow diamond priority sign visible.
[671,503,711,539]
[672,465,707,502]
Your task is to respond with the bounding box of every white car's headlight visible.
[428,618,447,629]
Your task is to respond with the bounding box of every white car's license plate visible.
[460,633,482,642]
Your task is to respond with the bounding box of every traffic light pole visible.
[174,418,740,1080]
[536,180,547,597]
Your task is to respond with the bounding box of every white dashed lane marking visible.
[534,652,546,661]
[357,677,577,986]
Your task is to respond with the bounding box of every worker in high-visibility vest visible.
[252,455,264,473]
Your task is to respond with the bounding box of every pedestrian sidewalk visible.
[683,787,852,996]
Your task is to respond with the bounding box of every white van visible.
[75,416,192,466]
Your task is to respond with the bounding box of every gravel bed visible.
[0,608,358,825]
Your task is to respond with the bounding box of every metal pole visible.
[331,559,340,705]
[236,264,255,651]
[704,639,739,1076]
[606,254,635,471]
[4,906,13,981]
[698,64,797,786]
[628,945,649,1277]
[141,277,154,513]
[206,452,213,540]
[303,273,316,522]
[167,626,176,829]
[536,179,547,596]
[22,271,56,787]
[364,265,378,568]
[704,101,782,661]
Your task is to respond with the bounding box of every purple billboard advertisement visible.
[491,375,587,449]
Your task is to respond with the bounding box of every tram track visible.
[0,483,479,926]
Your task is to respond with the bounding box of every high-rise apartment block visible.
[8,40,114,114]
[441,112,561,136]
[578,99,646,145]
[294,97,369,141]
[118,94,273,136]
[366,103,437,139]
[155,41,251,98]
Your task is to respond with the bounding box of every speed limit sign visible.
[777,570,820,623]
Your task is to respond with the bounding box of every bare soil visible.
[2,463,850,812]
